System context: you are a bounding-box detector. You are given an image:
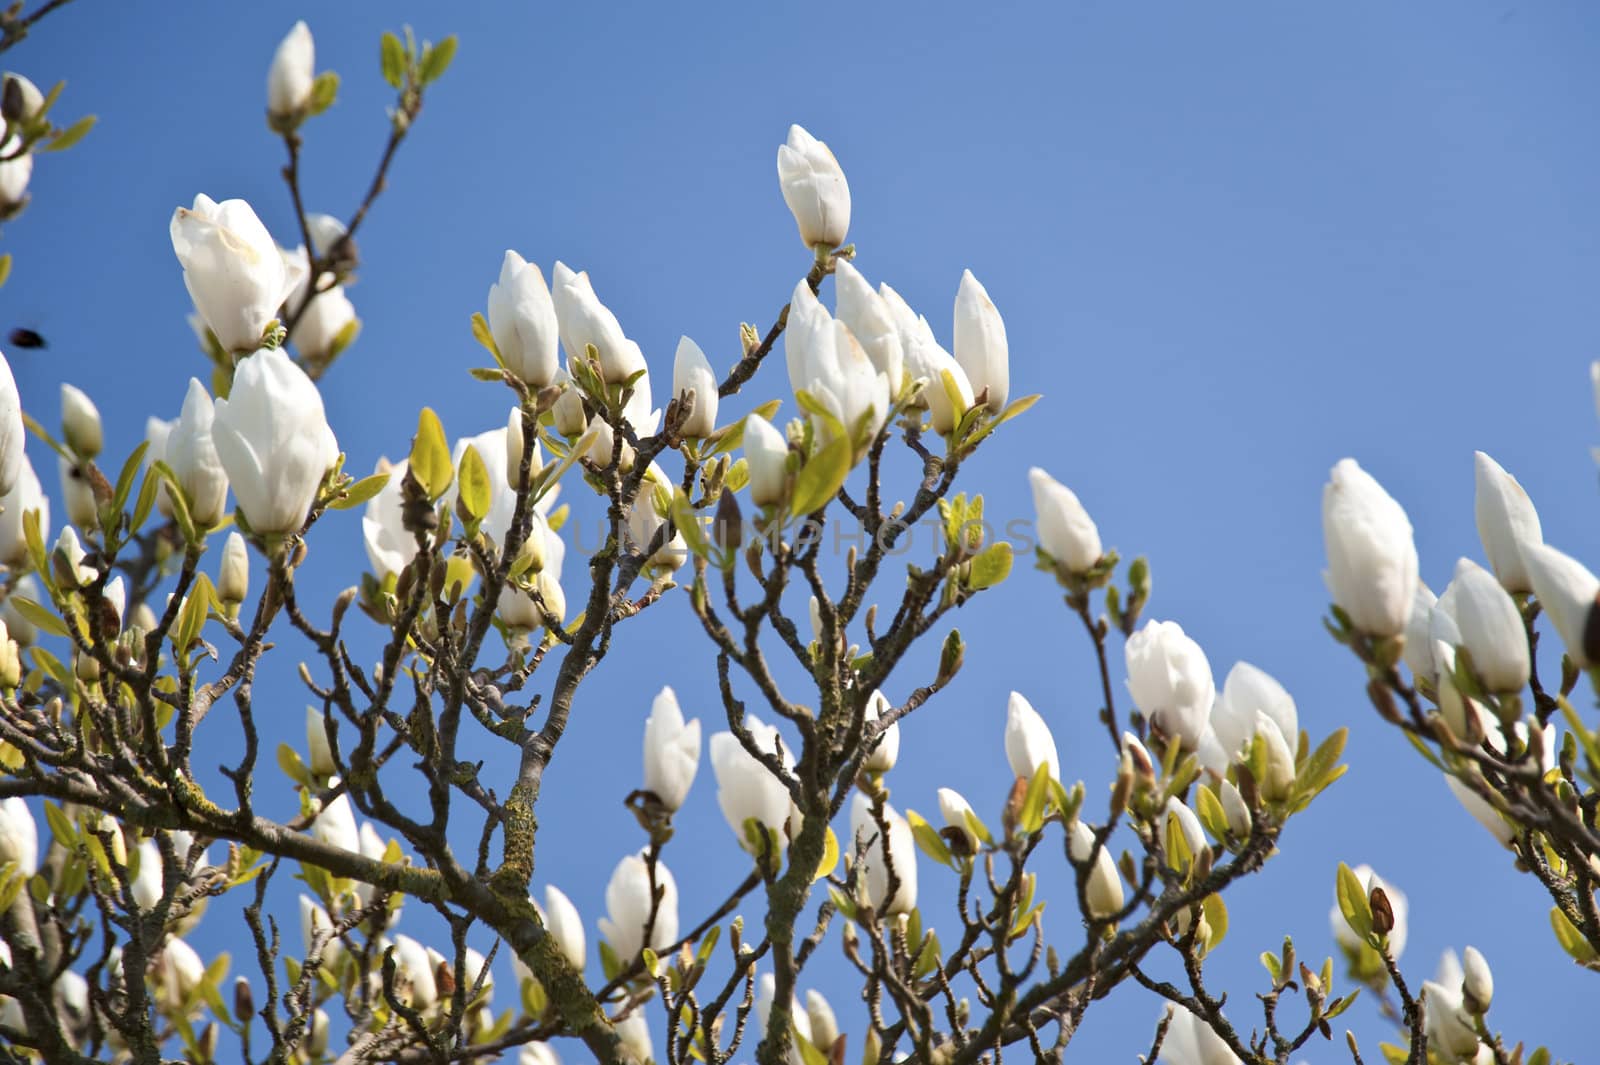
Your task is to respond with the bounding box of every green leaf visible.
[1336,862,1373,942]
[1295,727,1348,801]
[418,35,458,83]
[9,597,68,638]
[966,542,1012,590]
[788,434,851,517]
[152,459,198,543]
[1017,764,1051,835]
[0,253,11,288]
[21,509,46,580]
[1194,785,1229,842]
[110,441,149,519]
[456,444,491,521]
[694,924,722,964]
[43,114,95,152]
[308,71,339,116]
[276,744,311,788]
[174,574,216,653]
[410,408,453,500]
[905,810,952,868]
[793,389,847,443]
[328,472,390,511]
[813,826,838,883]
[380,31,406,88]
[1551,907,1598,962]
[1260,950,1281,985]
[1202,893,1227,950]
[130,469,160,532]
[670,489,709,559]
[43,801,77,847]
[470,311,502,365]
[1164,808,1193,876]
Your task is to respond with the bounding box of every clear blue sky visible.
[7,0,1598,1060]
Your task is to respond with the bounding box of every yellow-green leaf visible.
[1336,862,1373,942]
[329,472,390,511]
[967,542,1012,590]
[457,444,490,522]
[410,408,452,500]
[419,35,458,83]
[789,434,851,517]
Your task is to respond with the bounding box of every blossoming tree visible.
[0,12,1589,1065]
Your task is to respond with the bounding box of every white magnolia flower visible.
[306,706,335,778]
[299,894,343,971]
[615,1008,653,1064]
[642,686,700,812]
[287,275,357,365]
[391,934,437,1008]
[860,690,900,773]
[1445,715,1554,847]
[144,415,175,518]
[1461,945,1492,1012]
[785,282,891,441]
[171,195,306,354]
[1005,691,1060,782]
[0,575,38,646]
[1125,620,1215,750]
[1423,951,1482,1061]
[598,851,678,962]
[1329,864,1407,960]
[776,124,850,249]
[362,459,413,581]
[1028,467,1102,574]
[1448,558,1529,693]
[0,135,31,211]
[710,713,800,851]
[1521,542,1600,667]
[1160,1004,1242,1065]
[626,464,688,573]
[0,796,37,875]
[267,21,315,119]
[489,250,560,388]
[805,988,840,1052]
[211,348,338,534]
[1160,797,1209,872]
[505,407,544,492]
[130,838,163,910]
[1401,583,1440,683]
[671,336,718,438]
[937,787,981,852]
[310,790,358,853]
[550,366,587,436]
[744,412,790,507]
[542,884,586,972]
[0,352,24,499]
[0,455,48,566]
[1322,458,1418,637]
[849,793,918,914]
[952,269,1009,410]
[156,938,205,1011]
[219,530,250,606]
[880,283,974,432]
[755,971,815,1065]
[58,454,96,531]
[1219,780,1251,838]
[165,378,229,527]
[1,73,43,122]
[60,384,101,459]
[519,1044,561,1065]
[833,260,903,391]
[1210,662,1298,767]
[1069,820,1124,919]
[1473,451,1541,592]
[550,262,642,384]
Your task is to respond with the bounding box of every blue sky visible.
[7,0,1599,1060]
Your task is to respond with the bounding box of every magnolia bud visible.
[1125,620,1215,750]
[672,336,718,438]
[805,989,839,1052]
[60,384,102,459]
[1322,458,1418,637]
[937,787,981,853]
[306,706,335,779]
[743,413,789,507]
[550,368,588,437]
[267,21,315,121]
[218,531,249,608]
[953,269,1009,411]
[504,407,543,492]
[1521,542,1600,668]
[0,620,19,691]
[1473,452,1542,592]
[1219,779,1251,838]
[1448,558,1529,694]
[1461,945,1492,1012]
[1068,820,1124,919]
[641,687,700,813]
[1028,467,1101,575]
[59,457,98,531]
[776,124,850,250]
[1004,691,1059,783]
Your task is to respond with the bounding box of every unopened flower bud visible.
[1462,945,1493,1013]
[218,531,249,608]
[61,384,102,459]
